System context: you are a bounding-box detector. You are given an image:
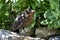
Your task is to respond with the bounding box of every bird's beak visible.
[31,10,35,13]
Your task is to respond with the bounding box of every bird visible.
[12,7,35,33]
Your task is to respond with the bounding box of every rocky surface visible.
[35,27,60,38]
[19,27,33,36]
[0,29,20,40]
[0,27,60,40]
[0,29,41,40]
[49,36,60,40]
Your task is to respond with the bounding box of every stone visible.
[19,27,33,36]
[0,29,41,40]
[49,36,60,40]
[35,27,60,38]
[0,29,20,40]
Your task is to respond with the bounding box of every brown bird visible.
[12,7,35,33]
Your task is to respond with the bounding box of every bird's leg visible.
[13,29,19,33]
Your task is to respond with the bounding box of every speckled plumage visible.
[12,8,35,33]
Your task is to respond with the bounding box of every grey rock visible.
[49,36,60,40]
[19,27,33,36]
[35,27,60,38]
[24,36,41,40]
[0,29,41,40]
[0,29,20,40]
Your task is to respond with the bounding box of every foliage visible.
[0,0,60,30]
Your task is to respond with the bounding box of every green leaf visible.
[0,3,3,9]
[49,0,59,10]
[40,19,48,25]
[5,11,9,17]
[57,20,60,27]
[44,10,56,20]
[48,20,60,29]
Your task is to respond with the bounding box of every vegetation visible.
[0,0,60,30]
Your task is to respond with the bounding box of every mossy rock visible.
[35,27,60,38]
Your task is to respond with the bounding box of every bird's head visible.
[26,7,35,14]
